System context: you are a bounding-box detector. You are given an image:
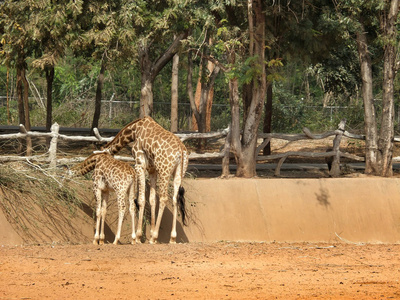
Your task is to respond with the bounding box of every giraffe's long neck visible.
[103,119,139,155]
[71,154,101,176]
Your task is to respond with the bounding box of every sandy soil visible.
[1,242,399,299]
[1,136,400,299]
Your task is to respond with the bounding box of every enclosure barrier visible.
[1,119,398,176]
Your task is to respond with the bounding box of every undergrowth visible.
[0,162,82,212]
[0,162,86,244]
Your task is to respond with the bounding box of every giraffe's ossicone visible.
[97,116,188,244]
[70,152,137,245]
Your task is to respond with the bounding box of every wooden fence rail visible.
[0,123,230,167]
[0,119,396,177]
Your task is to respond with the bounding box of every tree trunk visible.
[235,0,266,178]
[91,59,106,134]
[45,66,54,132]
[187,50,197,128]
[191,73,202,131]
[16,67,25,128]
[187,47,220,151]
[262,82,272,155]
[21,68,31,133]
[192,60,215,132]
[139,45,153,117]
[45,66,55,147]
[139,31,188,118]
[377,0,399,177]
[16,59,32,156]
[229,75,242,168]
[6,67,11,124]
[170,51,179,132]
[356,25,379,174]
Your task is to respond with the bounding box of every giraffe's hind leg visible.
[93,187,103,245]
[149,174,169,244]
[99,191,108,245]
[127,182,137,244]
[113,192,126,245]
[148,172,157,244]
[93,189,108,245]
[134,151,147,243]
[169,165,183,244]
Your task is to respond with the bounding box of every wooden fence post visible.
[329,119,346,177]
[221,126,232,177]
[48,122,59,170]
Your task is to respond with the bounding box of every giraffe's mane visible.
[104,118,143,148]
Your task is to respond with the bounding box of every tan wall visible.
[2,178,400,245]
[176,178,400,244]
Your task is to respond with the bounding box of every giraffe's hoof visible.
[169,238,176,244]
[93,240,99,245]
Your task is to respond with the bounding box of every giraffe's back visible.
[137,117,188,176]
[95,155,136,192]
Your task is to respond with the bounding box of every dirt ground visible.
[1,242,399,299]
[1,136,400,299]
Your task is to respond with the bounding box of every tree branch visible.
[151,30,188,81]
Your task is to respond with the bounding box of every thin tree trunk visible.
[6,67,10,124]
[191,72,202,131]
[21,69,30,133]
[170,51,179,132]
[262,82,272,155]
[229,76,242,165]
[16,66,25,155]
[356,25,379,174]
[378,0,399,177]
[187,50,198,128]
[16,68,25,127]
[45,66,55,147]
[206,60,215,132]
[91,59,106,134]
[139,46,153,117]
[20,66,32,156]
[45,66,54,132]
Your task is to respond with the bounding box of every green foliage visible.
[1,0,400,137]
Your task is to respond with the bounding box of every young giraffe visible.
[95,116,188,244]
[70,152,137,245]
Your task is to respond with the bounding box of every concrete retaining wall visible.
[178,178,400,244]
[2,178,400,245]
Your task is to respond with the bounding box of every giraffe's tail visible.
[178,186,187,226]
[134,198,139,211]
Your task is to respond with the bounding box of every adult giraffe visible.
[96,116,188,244]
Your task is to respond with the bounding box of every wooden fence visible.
[0,119,395,177]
